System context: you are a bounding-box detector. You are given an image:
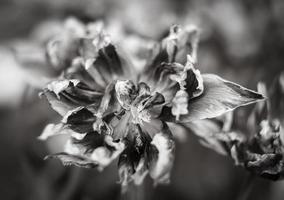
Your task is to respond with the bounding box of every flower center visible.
[115,80,164,125]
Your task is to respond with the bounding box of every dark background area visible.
[0,0,284,199]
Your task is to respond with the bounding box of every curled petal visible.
[183,56,204,98]
[62,107,96,133]
[149,123,175,185]
[118,125,151,189]
[145,25,199,72]
[65,58,105,91]
[47,79,80,97]
[163,25,199,64]
[90,135,125,170]
[115,80,137,109]
[42,79,103,116]
[56,133,125,170]
[171,90,189,121]
[79,23,111,60]
[39,123,86,141]
[169,56,203,119]
[86,44,129,86]
[92,117,113,135]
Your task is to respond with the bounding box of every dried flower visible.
[38,18,263,190]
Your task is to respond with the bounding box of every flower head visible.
[39,18,263,190]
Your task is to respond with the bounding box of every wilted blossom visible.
[189,74,284,180]
[38,18,264,190]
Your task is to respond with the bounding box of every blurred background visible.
[0,0,284,199]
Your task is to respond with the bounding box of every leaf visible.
[160,74,264,122]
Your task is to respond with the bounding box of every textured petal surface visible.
[160,74,264,122]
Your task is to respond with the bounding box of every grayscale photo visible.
[0,0,284,200]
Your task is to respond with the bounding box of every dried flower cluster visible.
[189,73,284,180]
[37,18,263,190]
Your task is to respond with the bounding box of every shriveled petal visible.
[65,58,105,91]
[163,25,200,64]
[57,132,125,170]
[118,124,151,189]
[79,22,111,60]
[160,74,264,122]
[39,123,86,141]
[62,107,96,133]
[42,79,103,116]
[45,153,98,168]
[90,135,125,170]
[144,25,199,73]
[47,79,80,97]
[86,44,132,87]
[149,123,175,185]
[245,152,284,180]
[171,90,189,121]
[115,80,137,109]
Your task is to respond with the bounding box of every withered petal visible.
[43,79,103,116]
[45,152,98,168]
[62,107,96,133]
[149,122,175,185]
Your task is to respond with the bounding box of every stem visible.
[121,183,144,200]
[57,167,82,200]
[236,174,255,200]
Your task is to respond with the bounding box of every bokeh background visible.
[0,0,284,199]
